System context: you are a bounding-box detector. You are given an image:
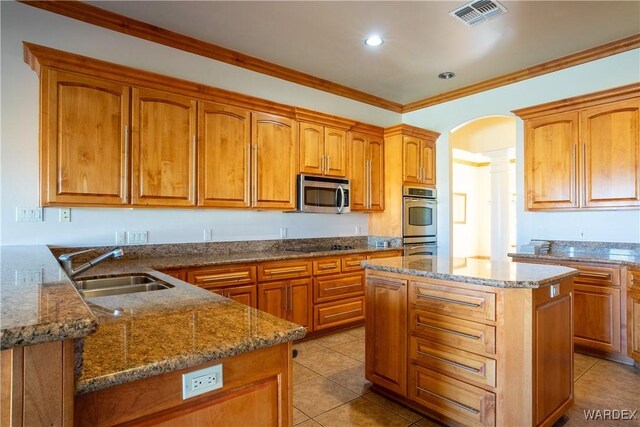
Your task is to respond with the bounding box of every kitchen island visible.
[362,255,579,427]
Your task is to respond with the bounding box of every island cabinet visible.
[349,131,385,212]
[514,83,640,211]
[628,269,640,365]
[365,271,575,427]
[74,342,293,427]
[299,122,348,177]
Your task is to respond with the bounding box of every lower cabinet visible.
[258,278,312,330]
[314,297,365,331]
[184,264,258,308]
[629,270,640,364]
[74,343,292,427]
[573,284,620,352]
[313,272,365,331]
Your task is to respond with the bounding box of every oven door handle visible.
[337,186,345,214]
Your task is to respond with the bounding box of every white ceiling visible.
[87,1,640,105]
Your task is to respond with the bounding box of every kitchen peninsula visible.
[362,256,579,427]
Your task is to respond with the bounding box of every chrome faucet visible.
[58,247,124,279]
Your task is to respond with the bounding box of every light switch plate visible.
[16,207,43,222]
[127,231,148,244]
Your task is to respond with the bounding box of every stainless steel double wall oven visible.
[402,186,437,255]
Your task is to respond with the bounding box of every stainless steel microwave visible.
[297,174,350,214]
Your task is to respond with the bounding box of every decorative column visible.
[484,149,511,262]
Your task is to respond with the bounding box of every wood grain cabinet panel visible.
[324,127,348,177]
[411,281,496,323]
[420,139,436,186]
[341,254,366,272]
[186,264,257,308]
[258,260,312,281]
[403,136,436,187]
[628,271,640,363]
[349,132,384,211]
[314,297,364,331]
[312,257,341,276]
[131,87,197,206]
[365,275,407,396]
[198,102,251,208]
[581,98,640,208]
[258,278,312,330]
[573,284,621,352]
[524,112,579,210]
[367,250,403,260]
[313,272,364,304]
[252,113,298,209]
[40,69,130,206]
[299,123,347,177]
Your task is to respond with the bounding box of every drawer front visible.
[341,254,366,272]
[187,265,256,289]
[314,272,364,304]
[367,250,403,260]
[258,260,312,281]
[411,309,496,355]
[629,270,640,292]
[314,297,364,331]
[410,336,496,388]
[410,365,496,427]
[411,281,496,322]
[313,257,342,275]
[566,264,620,287]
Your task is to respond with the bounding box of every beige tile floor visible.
[292,327,640,427]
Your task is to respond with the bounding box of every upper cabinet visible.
[350,132,384,211]
[40,69,130,206]
[515,84,640,211]
[299,122,347,177]
[403,136,436,187]
[131,88,197,207]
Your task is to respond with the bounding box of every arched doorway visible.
[449,116,516,262]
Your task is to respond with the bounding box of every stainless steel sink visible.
[74,274,174,298]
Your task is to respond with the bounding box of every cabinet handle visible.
[416,350,481,373]
[245,143,251,205]
[283,283,288,312]
[324,308,361,319]
[327,155,330,172]
[288,284,293,311]
[416,386,480,415]
[321,154,325,174]
[365,160,370,209]
[416,321,481,341]
[200,272,250,283]
[191,135,197,202]
[416,293,481,308]
[252,144,258,205]
[323,284,358,292]
[369,278,405,288]
[346,260,362,266]
[577,271,611,280]
[318,264,337,270]
[123,125,129,202]
[265,266,308,275]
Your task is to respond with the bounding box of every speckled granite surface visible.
[509,240,640,268]
[362,256,578,288]
[0,246,97,350]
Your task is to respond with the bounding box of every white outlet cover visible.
[182,364,223,399]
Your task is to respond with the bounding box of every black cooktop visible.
[285,244,355,253]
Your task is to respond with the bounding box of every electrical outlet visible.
[182,364,223,399]
[127,231,148,244]
[15,269,43,285]
[203,229,213,242]
[354,226,361,235]
[16,207,43,222]
[59,208,71,222]
[280,227,287,238]
[115,231,127,245]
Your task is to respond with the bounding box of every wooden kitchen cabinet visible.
[628,270,640,364]
[514,84,640,211]
[252,112,298,210]
[40,69,130,206]
[131,87,197,207]
[299,122,347,177]
[349,132,384,211]
[403,136,436,187]
[365,274,407,396]
[186,264,257,308]
[198,102,251,208]
[258,278,312,329]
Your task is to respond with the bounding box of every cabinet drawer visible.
[187,265,256,289]
[411,309,496,355]
[341,254,366,272]
[566,264,620,287]
[410,281,496,322]
[258,260,312,281]
[313,257,341,275]
[629,270,640,292]
[210,284,257,308]
[367,250,402,260]
[410,336,496,388]
[314,272,364,304]
[410,365,495,427]
[314,297,364,331]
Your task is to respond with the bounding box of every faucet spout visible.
[59,247,124,279]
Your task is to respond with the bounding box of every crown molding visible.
[384,124,440,140]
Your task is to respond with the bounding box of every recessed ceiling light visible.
[364,35,383,47]
[438,71,456,80]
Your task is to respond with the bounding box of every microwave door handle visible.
[337,186,345,213]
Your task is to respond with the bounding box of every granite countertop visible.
[0,246,97,350]
[508,251,640,268]
[361,256,578,288]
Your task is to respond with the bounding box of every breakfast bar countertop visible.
[361,255,578,288]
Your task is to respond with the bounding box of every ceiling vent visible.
[450,0,508,27]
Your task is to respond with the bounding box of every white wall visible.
[403,49,640,255]
[0,2,400,246]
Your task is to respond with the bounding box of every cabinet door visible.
[581,98,640,208]
[299,122,324,175]
[403,136,421,185]
[368,138,385,211]
[131,88,196,206]
[574,284,621,352]
[365,275,407,396]
[41,69,129,206]
[252,113,298,209]
[524,112,579,210]
[421,139,436,186]
[348,133,368,211]
[629,291,640,363]
[198,102,251,208]
[289,278,312,330]
[324,128,347,177]
[258,281,287,319]
[225,285,258,308]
